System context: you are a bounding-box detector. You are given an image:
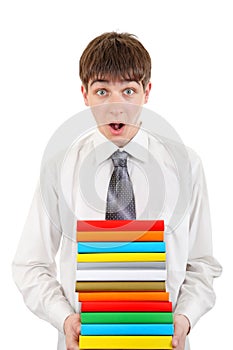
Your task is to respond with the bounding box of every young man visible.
[12,32,222,350]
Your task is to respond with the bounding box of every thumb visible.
[172,334,179,348]
[66,333,79,350]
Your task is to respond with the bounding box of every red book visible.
[77,220,164,232]
[80,301,172,312]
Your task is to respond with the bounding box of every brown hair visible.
[79,32,151,91]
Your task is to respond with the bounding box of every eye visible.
[124,88,135,96]
[96,89,107,96]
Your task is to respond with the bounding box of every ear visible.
[144,82,152,104]
[81,85,89,106]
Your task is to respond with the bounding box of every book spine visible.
[78,291,169,302]
[79,335,172,349]
[77,262,166,270]
[77,242,166,253]
[76,231,164,242]
[80,312,174,324]
[81,301,172,312]
[77,220,164,232]
[81,324,174,336]
[76,269,167,281]
[75,281,166,292]
[77,252,166,263]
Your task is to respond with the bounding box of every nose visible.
[108,91,124,104]
[108,103,125,119]
[105,92,124,119]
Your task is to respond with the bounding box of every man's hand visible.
[172,314,190,350]
[64,313,81,350]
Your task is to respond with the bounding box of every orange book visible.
[78,291,169,302]
[76,231,164,242]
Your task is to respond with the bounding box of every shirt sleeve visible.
[12,179,75,333]
[174,154,222,328]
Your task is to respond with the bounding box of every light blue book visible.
[77,242,166,253]
[81,324,174,336]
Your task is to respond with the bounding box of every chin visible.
[110,137,130,147]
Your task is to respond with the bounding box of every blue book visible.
[81,324,174,336]
[77,242,166,253]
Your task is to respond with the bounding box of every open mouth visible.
[109,123,125,130]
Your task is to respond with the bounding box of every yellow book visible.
[79,335,172,349]
[77,252,166,263]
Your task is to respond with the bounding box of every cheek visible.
[98,125,112,139]
[124,104,142,122]
[91,104,111,125]
[86,95,94,105]
[129,94,146,106]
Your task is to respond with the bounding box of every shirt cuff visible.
[48,300,75,333]
[174,302,198,330]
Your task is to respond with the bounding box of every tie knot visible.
[111,150,128,167]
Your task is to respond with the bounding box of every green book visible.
[81,312,173,324]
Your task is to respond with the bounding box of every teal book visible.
[81,324,174,336]
[77,242,166,253]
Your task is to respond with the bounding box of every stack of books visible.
[76,220,174,349]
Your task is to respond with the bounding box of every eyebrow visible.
[90,79,140,87]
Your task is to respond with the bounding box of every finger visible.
[76,323,81,335]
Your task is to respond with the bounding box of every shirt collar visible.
[93,126,149,165]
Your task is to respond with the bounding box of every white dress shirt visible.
[12,126,222,350]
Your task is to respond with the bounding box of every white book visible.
[76,269,167,281]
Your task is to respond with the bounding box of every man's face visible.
[81,78,151,147]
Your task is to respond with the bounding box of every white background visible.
[1,1,232,349]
